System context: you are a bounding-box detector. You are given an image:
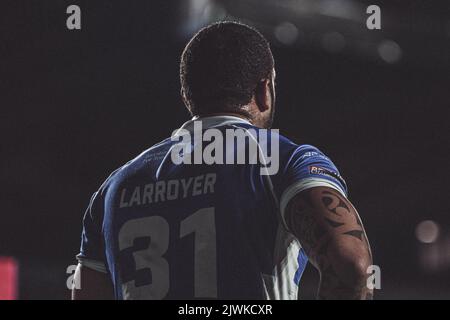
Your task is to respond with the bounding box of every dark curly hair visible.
[180,21,274,116]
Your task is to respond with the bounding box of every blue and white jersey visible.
[77,116,347,300]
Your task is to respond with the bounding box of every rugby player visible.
[72,21,373,300]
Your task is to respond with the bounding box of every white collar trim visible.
[173,115,252,136]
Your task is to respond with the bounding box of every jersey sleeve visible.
[279,144,348,229]
[76,190,109,273]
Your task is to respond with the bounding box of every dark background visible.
[1,0,449,299]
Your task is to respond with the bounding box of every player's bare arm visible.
[71,264,114,300]
[285,186,373,300]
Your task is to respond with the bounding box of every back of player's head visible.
[180,21,274,116]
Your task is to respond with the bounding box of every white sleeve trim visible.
[280,177,347,231]
[76,256,108,274]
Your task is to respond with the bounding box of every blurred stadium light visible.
[417,221,450,273]
[416,220,440,244]
[177,0,450,68]
[377,40,402,64]
[274,22,300,45]
[177,0,227,36]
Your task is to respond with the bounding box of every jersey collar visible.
[173,115,252,136]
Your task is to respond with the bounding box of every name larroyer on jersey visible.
[119,173,216,208]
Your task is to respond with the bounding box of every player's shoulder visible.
[287,143,333,162]
[99,137,173,190]
[235,124,330,164]
[280,138,340,174]
[268,129,326,160]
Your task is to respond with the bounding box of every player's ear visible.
[254,78,271,112]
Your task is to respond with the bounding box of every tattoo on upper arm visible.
[285,188,367,254]
[285,187,373,299]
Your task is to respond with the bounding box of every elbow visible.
[345,256,372,287]
[320,254,372,293]
[327,241,373,288]
[318,254,373,299]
